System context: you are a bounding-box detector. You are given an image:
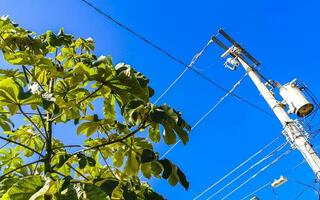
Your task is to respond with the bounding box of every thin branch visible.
[0,158,44,179]
[32,145,46,174]
[77,83,105,105]
[51,169,67,178]
[71,124,149,156]
[36,106,47,133]
[52,144,87,150]
[98,148,117,178]
[0,34,45,92]
[66,163,89,181]
[49,112,64,122]
[23,66,45,91]
[0,141,10,149]
[22,65,29,84]
[0,111,45,116]
[49,83,105,122]
[18,105,46,139]
[0,135,44,157]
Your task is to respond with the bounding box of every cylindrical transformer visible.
[279,80,314,117]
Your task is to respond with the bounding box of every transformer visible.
[279,79,314,117]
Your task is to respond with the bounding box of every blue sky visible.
[1,0,320,199]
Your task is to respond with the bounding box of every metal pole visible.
[238,58,320,179]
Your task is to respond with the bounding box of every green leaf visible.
[87,156,96,167]
[56,153,71,168]
[158,159,172,179]
[141,162,152,179]
[151,161,163,178]
[148,123,160,143]
[0,177,19,198]
[113,150,125,168]
[163,124,176,145]
[103,95,116,120]
[29,178,59,200]
[141,149,156,163]
[0,78,22,105]
[96,178,119,196]
[76,122,98,137]
[124,151,139,176]
[2,176,44,200]
[3,51,36,65]
[177,167,189,190]
[168,165,179,186]
[83,184,108,199]
[78,156,87,169]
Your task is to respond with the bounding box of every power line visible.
[80,0,272,117]
[239,146,318,200]
[240,181,271,200]
[154,39,213,104]
[193,135,281,200]
[293,189,308,200]
[205,142,288,199]
[216,148,293,200]
[160,73,248,159]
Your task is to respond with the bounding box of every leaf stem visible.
[77,83,104,104]
[23,66,45,91]
[0,135,43,157]
[0,111,45,116]
[18,105,46,139]
[0,158,45,179]
[66,163,89,181]
[72,123,149,156]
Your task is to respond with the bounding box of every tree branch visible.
[0,111,45,116]
[52,144,87,150]
[0,158,45,179]
[77,83,105,105]
[23,66,45,91]
[98,148,117,178]
[36,106,47,134]
[0,135,44,157]
[32,145,46,175]
[66,163,89,181]
[18,105,46,139]
[71,124,149,156]
[49,83,105,122]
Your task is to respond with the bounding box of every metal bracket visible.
[212,29,260,68]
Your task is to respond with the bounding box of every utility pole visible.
[212,29,320,179]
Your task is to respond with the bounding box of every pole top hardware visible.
[212,29,260,67]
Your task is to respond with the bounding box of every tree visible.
[0,16,191,199]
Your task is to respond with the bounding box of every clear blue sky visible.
[1,0,320,199]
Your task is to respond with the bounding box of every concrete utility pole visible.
[212,29,320,179]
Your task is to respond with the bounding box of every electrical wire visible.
[160,73,248,159]
[80,0,273,117]
[216,148,293,200]
[293,189,308,200]
[239,142,320,200]
[239,160,304,200]
[240,182,271,200]
[204,142,288,199]
[154,39,213,104]
[193,135,281,200]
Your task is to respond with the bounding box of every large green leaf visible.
[124,151,139,176]
[83,184,108,199]
[158,159,189,190]
[0,177,19,198]
[1,176,44,200]
[95,178,119,196]
[0,78,21,105]
[3,51,36,65]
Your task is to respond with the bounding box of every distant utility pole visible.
[212,29,320,179]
